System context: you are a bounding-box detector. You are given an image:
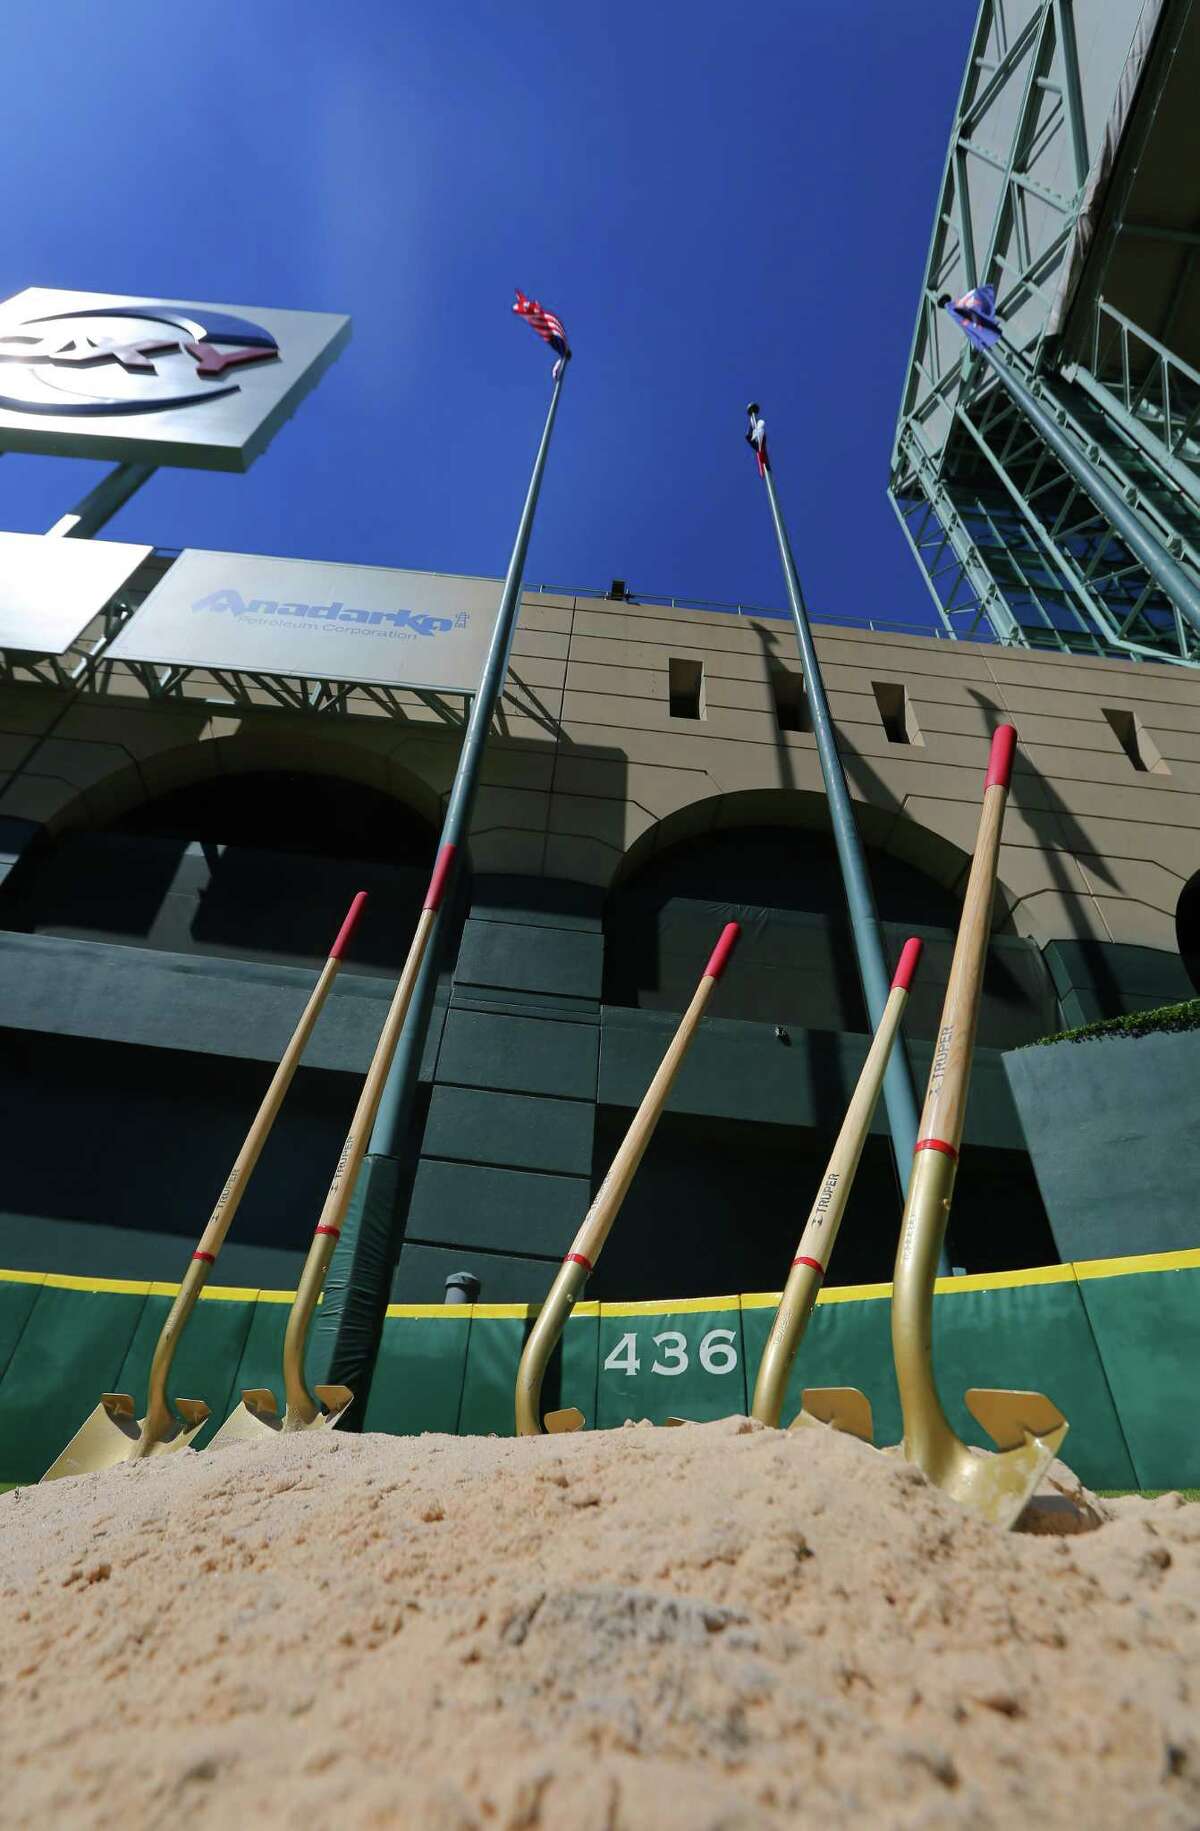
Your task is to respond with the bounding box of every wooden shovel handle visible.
[193,890,369,1264]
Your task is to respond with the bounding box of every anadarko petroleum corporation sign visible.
[107,551,504,694]
[0,288,349,471]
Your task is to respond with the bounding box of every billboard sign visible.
[0,288,350,471]
[0,531,151,655]
[107,550,504,693]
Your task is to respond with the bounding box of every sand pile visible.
[2,1418,1198,1828]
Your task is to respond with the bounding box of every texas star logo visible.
[0,302,280,418]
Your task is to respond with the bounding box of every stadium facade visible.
[2,590,1197,1322]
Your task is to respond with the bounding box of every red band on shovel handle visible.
[985,724,1017,791]
[315,1225,341,1240]
[914,1137,958,1162]
[564,1251,593,1272]
[891,936,923,992]
[704,921,741,981]
[329,891,368,960]
[792,1255,824,1275]
[192,1251,216,1265]
[424,844,457,912]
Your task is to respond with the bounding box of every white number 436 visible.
[602,1328,738,1378]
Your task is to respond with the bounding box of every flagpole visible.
[751,415,941,1260]
[312,357,570,1388]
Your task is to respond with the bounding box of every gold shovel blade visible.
[791,1387,874,1443]
[43,1394,140,1481]
[208,1383,354,1451]
[951,1388,1069,1530]
[544,1407,586,1434]
[41,1393,210,1481]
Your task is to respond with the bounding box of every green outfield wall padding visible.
[215,1298,294,1429]
[927,1275,1136,1492]
[0,1253,1195,1489]
[112,1292,258,1452]
[458,1306,598,1437]
[364,1309,472,1436]
[1,1281,151,1484]
[740,1290,896,1436]
[1076,1260,1200,1491]
[595,1301,747,1428]
[0,1275,42,1388]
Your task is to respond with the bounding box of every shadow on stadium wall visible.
[0,745,464,1290]
[588,789,1061,1292]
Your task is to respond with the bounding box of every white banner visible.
[107,549,504,693]
[0,532,150,655]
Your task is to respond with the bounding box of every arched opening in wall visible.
[596,819,1060,1291]
[1176,870,1200,995]
[604,822,1057,1049]
[0,769,447,973]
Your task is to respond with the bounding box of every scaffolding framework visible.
[891,0,1200,668]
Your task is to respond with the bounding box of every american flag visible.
[941,284,1003,351]
[513,290,571,372]
[745,403,769,476]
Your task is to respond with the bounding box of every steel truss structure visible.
[891,0,1200,668]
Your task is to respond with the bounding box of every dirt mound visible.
[2,1418,1197,1828]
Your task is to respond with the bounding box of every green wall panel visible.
[364,1310,472,1436]
[740,1290,898,1437]
[393,1242,559,1306]
[0,1276,42,1387]
[928,1276,1135,1491]
[454,918,603,1001]
[437,1009,599,1100]
[405,1161,590,1258]
[457,1306,598,1437]
[458,1310,528,1436]
[0,1282,150,1484]
[214,1299,293,1431]
[422,1086,594,1176]
[1077,1263,1200,1491]
[595,1302,747,1428]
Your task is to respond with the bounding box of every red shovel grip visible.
[891,935,923,992]
[704,921,741,981]
[985,724,1017,791]
[329,891,368,960]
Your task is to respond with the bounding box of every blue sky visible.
[1,1,971,627]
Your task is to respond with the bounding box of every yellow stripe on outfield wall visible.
[2,1249,1197,1312]
[1072,1246,1200,1281]
[600,1294,741,1318]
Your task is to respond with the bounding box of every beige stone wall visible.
[2,591,1199,954]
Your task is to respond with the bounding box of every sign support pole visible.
[313,362,569,1392]
[754,423,942,1263]
[47,462,155,540]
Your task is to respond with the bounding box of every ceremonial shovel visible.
[802,727,1069,1528]
[42,892,368,1481]
[515,923,740,1434]
[208,849,458,1447]
[751,935,923,1438]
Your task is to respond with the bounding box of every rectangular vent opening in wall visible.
[1102,706,1169,774]
[668,656,704,720]
[771,669,807,733]
[872,680,923,746]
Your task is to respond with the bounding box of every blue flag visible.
[941,285,1003,351]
